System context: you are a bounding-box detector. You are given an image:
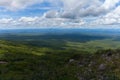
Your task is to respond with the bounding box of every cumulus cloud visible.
[44,10,59,18]
[18,17,39,23]
[0,0,119,17]
[0,18,13,24]
[60,0,120,18]
[0,0,120,28]
[92,6,120,26]
[42,0,120,20]
[0,0,44,10]
[101,0,120,9]
[0,16,85,29]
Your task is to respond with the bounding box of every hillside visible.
[0,40,120,80]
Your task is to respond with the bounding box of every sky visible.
[0,0,120,29]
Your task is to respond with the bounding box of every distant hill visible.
[0,28,120,36]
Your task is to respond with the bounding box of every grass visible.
[66,39,120,53]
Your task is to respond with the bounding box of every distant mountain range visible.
[0,28,120,36]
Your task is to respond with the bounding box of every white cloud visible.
[0,18,13,24]
[0,0,62,11]
[0,0,119,17]
[18,17,39,22]
[101,0,120,9]
[0,16,85,29]
[0,0,120,29]
[0,0,44,10]
[92,6,120,26]
[44,10,59,18]
[60,0,120,18]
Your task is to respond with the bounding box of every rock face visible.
[74,49,120,80]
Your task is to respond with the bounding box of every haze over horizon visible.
[0,0,120,29]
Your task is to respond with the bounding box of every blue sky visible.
[0,0,120,29]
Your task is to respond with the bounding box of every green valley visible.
[0,29,120,80]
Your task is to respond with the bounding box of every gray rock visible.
[99,64,106,70]
[0,61,8,64]
[69,59,75,63]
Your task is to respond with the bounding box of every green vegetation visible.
[0,39,120,80]
[0,30,120,80]
[66,39,120,53]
